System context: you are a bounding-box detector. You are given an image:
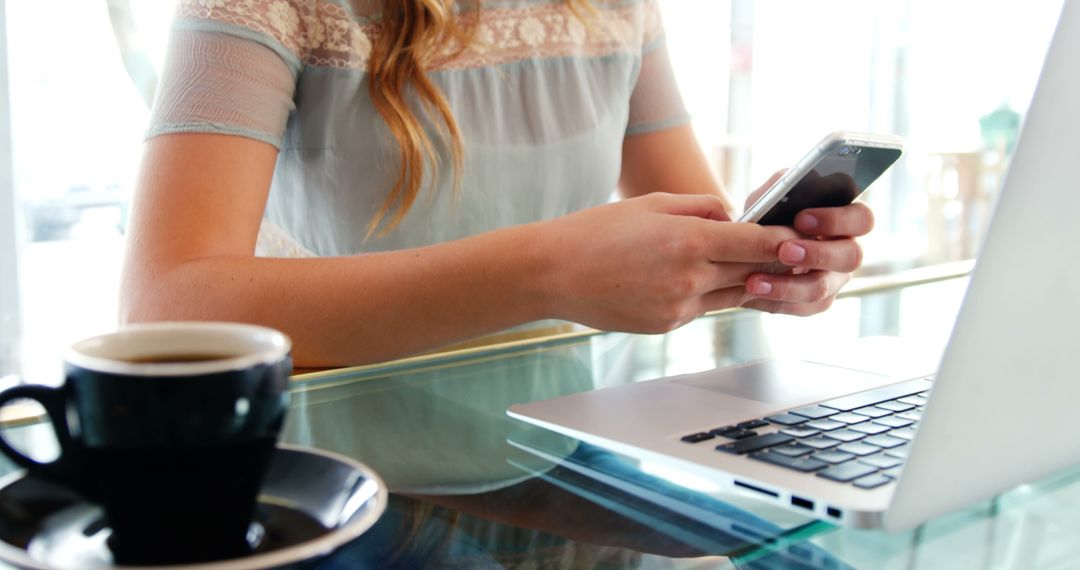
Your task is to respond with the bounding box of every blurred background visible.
[0,0,1064,382]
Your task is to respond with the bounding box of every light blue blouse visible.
[149,0,690,257]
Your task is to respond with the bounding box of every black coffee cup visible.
[0,322,292,565]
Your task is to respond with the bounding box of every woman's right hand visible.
[536,192,800,333]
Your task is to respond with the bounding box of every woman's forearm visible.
[121,223,555,366]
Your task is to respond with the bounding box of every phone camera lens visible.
[838,145,852,156]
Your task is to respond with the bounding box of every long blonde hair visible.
[367,0,593,236]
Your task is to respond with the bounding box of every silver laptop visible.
[509,0,1080,531]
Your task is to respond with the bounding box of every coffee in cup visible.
[0,322,292,565]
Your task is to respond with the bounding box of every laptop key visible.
[854,473,893,489]
[720,428,759,440]
[829,412,869,425]
[771,444,815,457]
[681,432,715,443]
[805,419,846,431]
[789,405,837,419]
[863,435,906,449]
[708,425,737,436]
[885,445,911,459]
[812,450,855,464]
[883,466,905,478]
[898,395,928,406]
[859,454,903,469]
[736,419,771,430]
[751,451,829,473]
[876,401,915,412]
[873,416,914,429]
[819,379,933,411]
[817,462,878,482]
[850,422,890,435]
[715,432,794,454]
[890,427,918,440]
[798,436,841,450]
[780,427,820,438]
[851,406,892,419]
[822,429,865,443]
[837,442,880,456]
[897,410,923,422]
[765,413,808,426]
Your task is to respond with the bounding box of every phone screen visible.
[757,145,902,226]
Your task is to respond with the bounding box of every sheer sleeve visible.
[625,10,691,136]
[146,29,297,149]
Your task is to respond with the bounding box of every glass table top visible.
[4,263,1079,568]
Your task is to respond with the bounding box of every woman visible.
[120,0,872,366]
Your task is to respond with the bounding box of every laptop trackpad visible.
[672,359,888,404]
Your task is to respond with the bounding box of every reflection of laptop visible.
[510,2,1080,531]
[506,430,852,568]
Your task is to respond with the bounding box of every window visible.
[1,0,171,381]
[662,0,1061,272]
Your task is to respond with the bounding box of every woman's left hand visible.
[739,172,875,316]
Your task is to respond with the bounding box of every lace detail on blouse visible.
[175,0,663,71]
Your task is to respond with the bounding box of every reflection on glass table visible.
[281,307,846,568]
[3,267,1079,568]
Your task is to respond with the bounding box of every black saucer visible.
[0,444,387,569]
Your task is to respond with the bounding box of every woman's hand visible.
[739,172,875,316]
[537,192,801,333]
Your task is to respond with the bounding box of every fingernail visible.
[796,214,818,232]
[781,243,806,263]
[751,280,772,295]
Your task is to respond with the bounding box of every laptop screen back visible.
[884,0,1080,531]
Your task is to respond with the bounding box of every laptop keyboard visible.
[680,377,932,490]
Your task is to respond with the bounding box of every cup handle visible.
[0,384,78,484]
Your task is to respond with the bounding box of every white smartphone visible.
[739,131,904,225]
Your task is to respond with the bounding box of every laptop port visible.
[826,506,842,519]
[791,496,814,510]
[733,480,779,498]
